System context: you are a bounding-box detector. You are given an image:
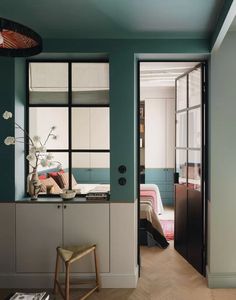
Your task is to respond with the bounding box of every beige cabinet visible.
[16,203,63,273]
[0,203,15,273]
[63,203,110,273]
[16,203,110,273]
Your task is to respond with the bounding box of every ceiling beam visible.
[211,0,236,52]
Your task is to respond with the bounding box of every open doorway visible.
[138,61,206,275]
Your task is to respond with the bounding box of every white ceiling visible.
[140,62,199,87]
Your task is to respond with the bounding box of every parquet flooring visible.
[1,242,236,299]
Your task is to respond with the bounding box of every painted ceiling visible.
[0,0,225,39]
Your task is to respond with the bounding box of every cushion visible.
[48,170,65,188]
[40,177,62,194]
[38,173,47,180]
[58,172,77,189]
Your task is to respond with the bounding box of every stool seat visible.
[53,244,100,300]
[58,244,96,262]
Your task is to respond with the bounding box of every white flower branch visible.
[3,110,60,170]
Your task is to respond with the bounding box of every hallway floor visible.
[1,242,236,300]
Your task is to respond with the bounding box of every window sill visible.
[15,197,109,204]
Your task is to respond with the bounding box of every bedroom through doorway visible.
[138,61,206,275]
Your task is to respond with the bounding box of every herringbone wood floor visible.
[1,242,236,300]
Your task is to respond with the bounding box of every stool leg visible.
[94,247,100,291]
[53,250,60,294]
[65,261,70,300]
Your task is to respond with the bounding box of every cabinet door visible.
[63,204,109,273]
[0,203,15,273]
[145,99,166,168]
[16,203,63,273]
[72,108,90,149]
[90,108,110,150]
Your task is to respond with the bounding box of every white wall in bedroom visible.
[141,86,175,169]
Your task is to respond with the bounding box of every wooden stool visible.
[53,244,100,300]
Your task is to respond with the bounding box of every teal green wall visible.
[110,51,136,201]
[145,168,174,206]
[0,58,15,201]
[42,38,209,54]
[40,38,208,203]
[0,38,209,202]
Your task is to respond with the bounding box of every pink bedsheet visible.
[140,190,158,214]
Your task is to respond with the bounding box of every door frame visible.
[137,60,208,276]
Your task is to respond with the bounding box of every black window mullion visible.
[25,61,30,195]
[27,60,110,196]
[68,62,72,190]
[187,74,189,189]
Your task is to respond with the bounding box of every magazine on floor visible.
[9,292,49,300]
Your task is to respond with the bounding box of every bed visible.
[140,183,164,215]
[139,184,168,248]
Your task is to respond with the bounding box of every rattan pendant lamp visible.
[0,17,42,57]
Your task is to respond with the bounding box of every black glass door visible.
[174,64,205,274]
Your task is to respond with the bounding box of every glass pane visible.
[72,108,90,149]
[29,107,68,149]
[37,152,68,195]
[176,111,187,148]
[72,152,110,188]
[72,63,109,104]
[176,149,187,184]
[90,108,109,149]
[188,150,201,191]
[176,75,187,111]
[72,108,109,150]
[189,67,201,107]
[188,108,201,148]
[29,63,68,105]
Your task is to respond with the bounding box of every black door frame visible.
[137,60,208,276]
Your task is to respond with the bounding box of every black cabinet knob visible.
[64,205,67,209]
[57,205,61,209]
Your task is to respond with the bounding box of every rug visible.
[160,219,174,241]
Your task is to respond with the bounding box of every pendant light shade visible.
[0,17,42,57]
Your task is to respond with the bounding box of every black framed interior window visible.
[27,61,110,196]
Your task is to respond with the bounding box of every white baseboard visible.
[207,265,236,288]
[102,266,139,288]
[0,268,139,289]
